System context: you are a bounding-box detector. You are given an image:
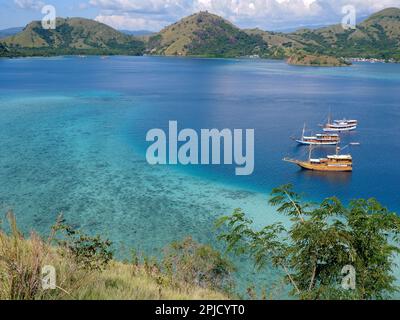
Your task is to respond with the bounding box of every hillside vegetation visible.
[2,18,145,57]
[0,213,230,300]
[147,11,268,57]
[1,186,400,300]
[1,8,400,62]
[287,52,350,67]
[0,42,9,55]
[289,7,400,61]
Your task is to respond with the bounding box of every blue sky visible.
[1,0,399,31]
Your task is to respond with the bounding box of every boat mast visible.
[302,123,306,140]
[328,108,332,125]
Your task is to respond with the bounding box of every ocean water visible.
[0,56,400,296]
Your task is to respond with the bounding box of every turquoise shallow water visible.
[0,56,400,297]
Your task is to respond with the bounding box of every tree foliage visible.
[217,184,400,300]
[162,237,235,293]
[52,218,113,272]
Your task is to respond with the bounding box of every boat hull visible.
[323,126,357,132]
[296,140,339,146]
[296,161,353,172]
[284,158,353,172]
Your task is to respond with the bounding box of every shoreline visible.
[1,53,399,65]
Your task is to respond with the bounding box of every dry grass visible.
[0,212,228,300]
[74,262,228,300]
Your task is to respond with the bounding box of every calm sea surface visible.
[1,56,399,295]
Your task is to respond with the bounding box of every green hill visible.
[243,28,304,58]
[289,7,400,60]
[147,11,269,58]
[1,8,400,61]
[145,8,400,61]
[2,17,145,56]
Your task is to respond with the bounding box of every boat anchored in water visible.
[323,117,358,133]
[284,146,353,172]
[295,124,340,145]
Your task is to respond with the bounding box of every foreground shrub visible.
[0,213,229,300]
[0,212,47,299]
[162,237,235,293]
[51,218,113,272]
[0,212,113,299]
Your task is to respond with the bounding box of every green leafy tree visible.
[217,184,400,300]
[52,218,113,272]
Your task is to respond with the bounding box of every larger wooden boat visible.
[284,147,353,172]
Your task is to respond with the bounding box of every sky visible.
[0,0,399,31]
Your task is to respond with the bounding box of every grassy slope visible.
[75,262,227,300]
[2,17,145,56]
[289,7,400,60]
[0,217,228,300]
[147,12,268,57]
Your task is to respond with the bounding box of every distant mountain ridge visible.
[120,30,155,36]
[1,8,399,63]
[0,27,23,39]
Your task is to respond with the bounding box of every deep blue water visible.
[1,56,400,295]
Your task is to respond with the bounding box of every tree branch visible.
[284,190,305,223]
[281,262,301,295]
[308,259,317,292]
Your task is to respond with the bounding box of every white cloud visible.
[95,14,169,30]
[14,0,45,10]
[88,0,400,30]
